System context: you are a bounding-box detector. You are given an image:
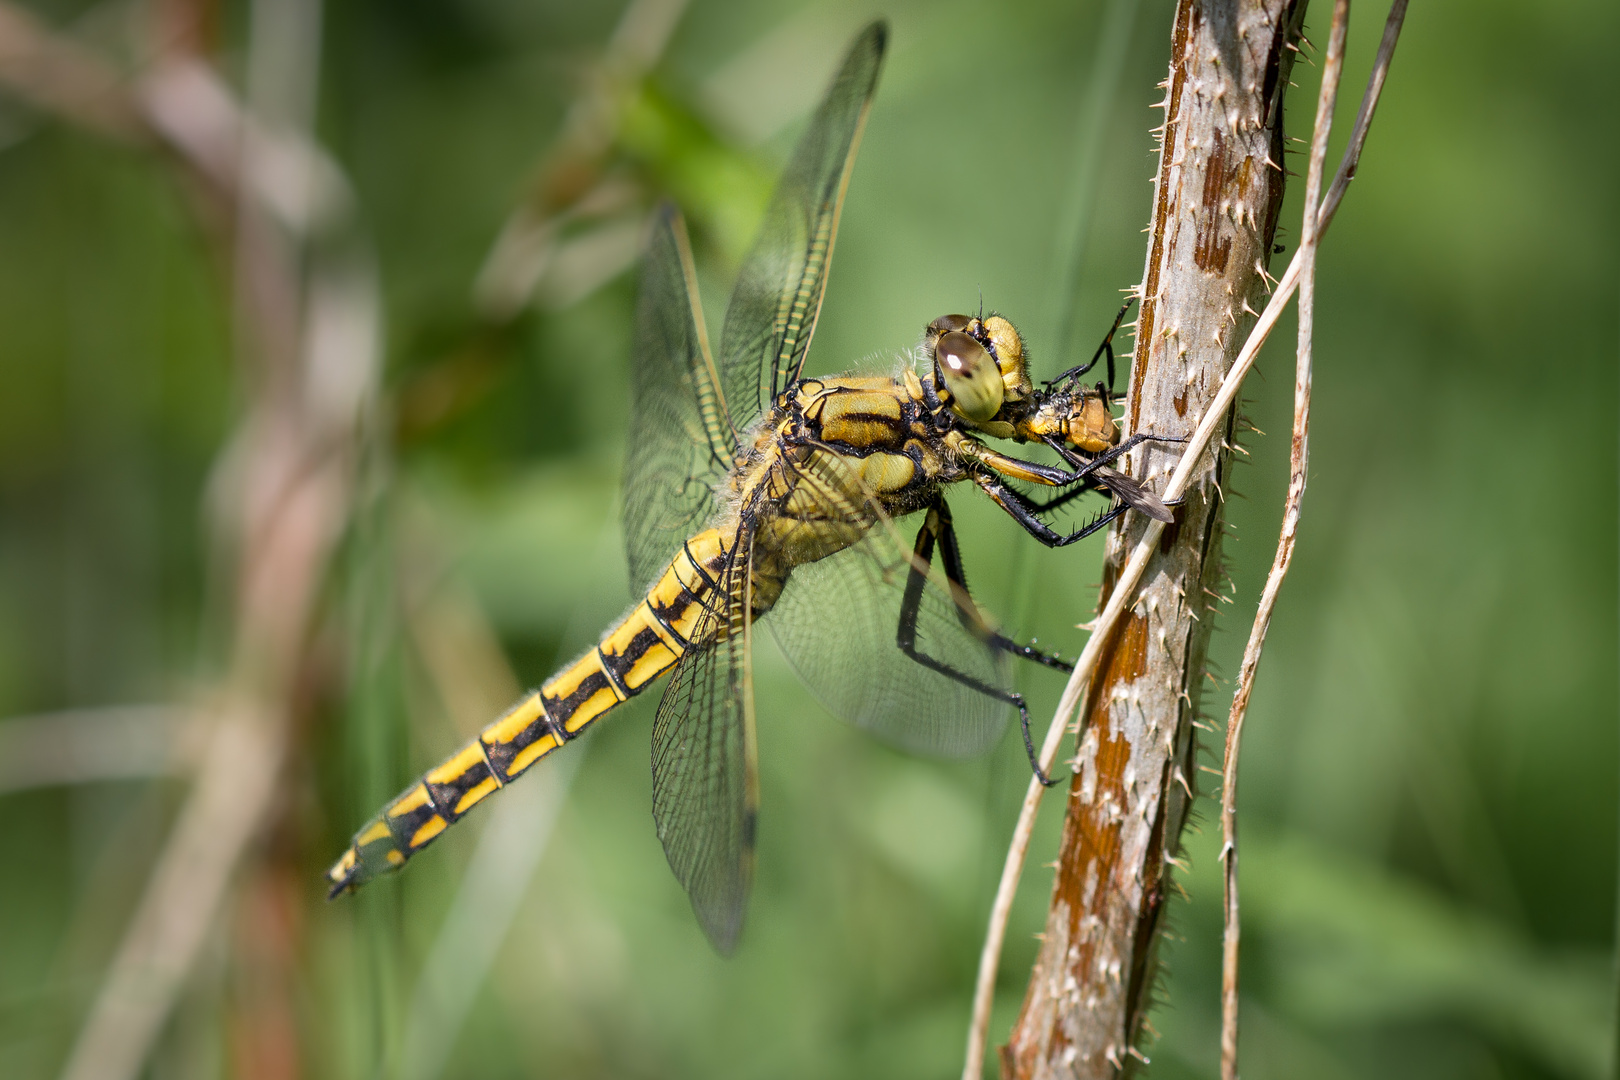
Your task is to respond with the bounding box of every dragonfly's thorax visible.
[721,373,970,608]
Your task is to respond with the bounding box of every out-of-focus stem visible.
[7,3,381,1079]
[0,707,205,792]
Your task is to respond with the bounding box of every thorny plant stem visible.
[1219,2,1351,1077]
[961,4,1408,1075]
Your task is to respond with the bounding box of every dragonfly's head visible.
[923,313,1033,425]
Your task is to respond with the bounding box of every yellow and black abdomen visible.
[326,529,734,895]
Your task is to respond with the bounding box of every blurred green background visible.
[0,0,1615,1078]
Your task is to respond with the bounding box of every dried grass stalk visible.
[1220,3,1408,1075]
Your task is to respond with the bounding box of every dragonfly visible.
[326,20,1174,952]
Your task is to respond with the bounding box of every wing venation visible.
[716,22,886,435]
[765,451,1011,758]
[624,205,738,591]
[650,533,758,954]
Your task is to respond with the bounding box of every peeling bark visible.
[1000,2,1306,1076]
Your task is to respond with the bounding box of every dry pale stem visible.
[0,3,144,137]
[1219,3,1406,1075]
[0,707,206,793]
[1218,1,1346,1073]
[472,0,689,318]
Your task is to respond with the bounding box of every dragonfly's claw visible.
[1018,697,1064,787]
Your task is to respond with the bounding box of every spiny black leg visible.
[1018,699,1056,787]
[895,501,1061,786]
[1074,432,1177,479]
[976,474,1128,548]
[1040,433,1093,473]
[1047,299,1135,389]
[931,505,1070,787]
[914,501,978,638]
[984,471,1113,532]
[1023,476,1110,516]
[932,501,1073,675]
[1040,430,1185,487]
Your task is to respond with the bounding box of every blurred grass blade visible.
[1044,0,1141,366]
[0,707,204,793]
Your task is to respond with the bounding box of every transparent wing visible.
[624,205,738,592]
[765,455,1010,758]
[716,21,886,433]
[650,535,758,954]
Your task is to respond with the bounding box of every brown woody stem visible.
[960,0,1408,1075]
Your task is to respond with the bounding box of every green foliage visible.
[0,1,1614,1078]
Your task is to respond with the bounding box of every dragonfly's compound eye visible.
[924,315,974,366]
[981,316,1023,366]
[981,315,1031,402]
[936,330,1004,423]
[928,313,975,336]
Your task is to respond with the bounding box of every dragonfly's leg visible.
[896,500,1062,787]
[975,473,1127,548]
[1039,433,1092,473]
[1046,299,1134,389]
[931,502,1071,675]
[1044,430,1186,481]
[960,441,1075,487]
[1075,432,1165,476]
[1019,473,1110,516]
